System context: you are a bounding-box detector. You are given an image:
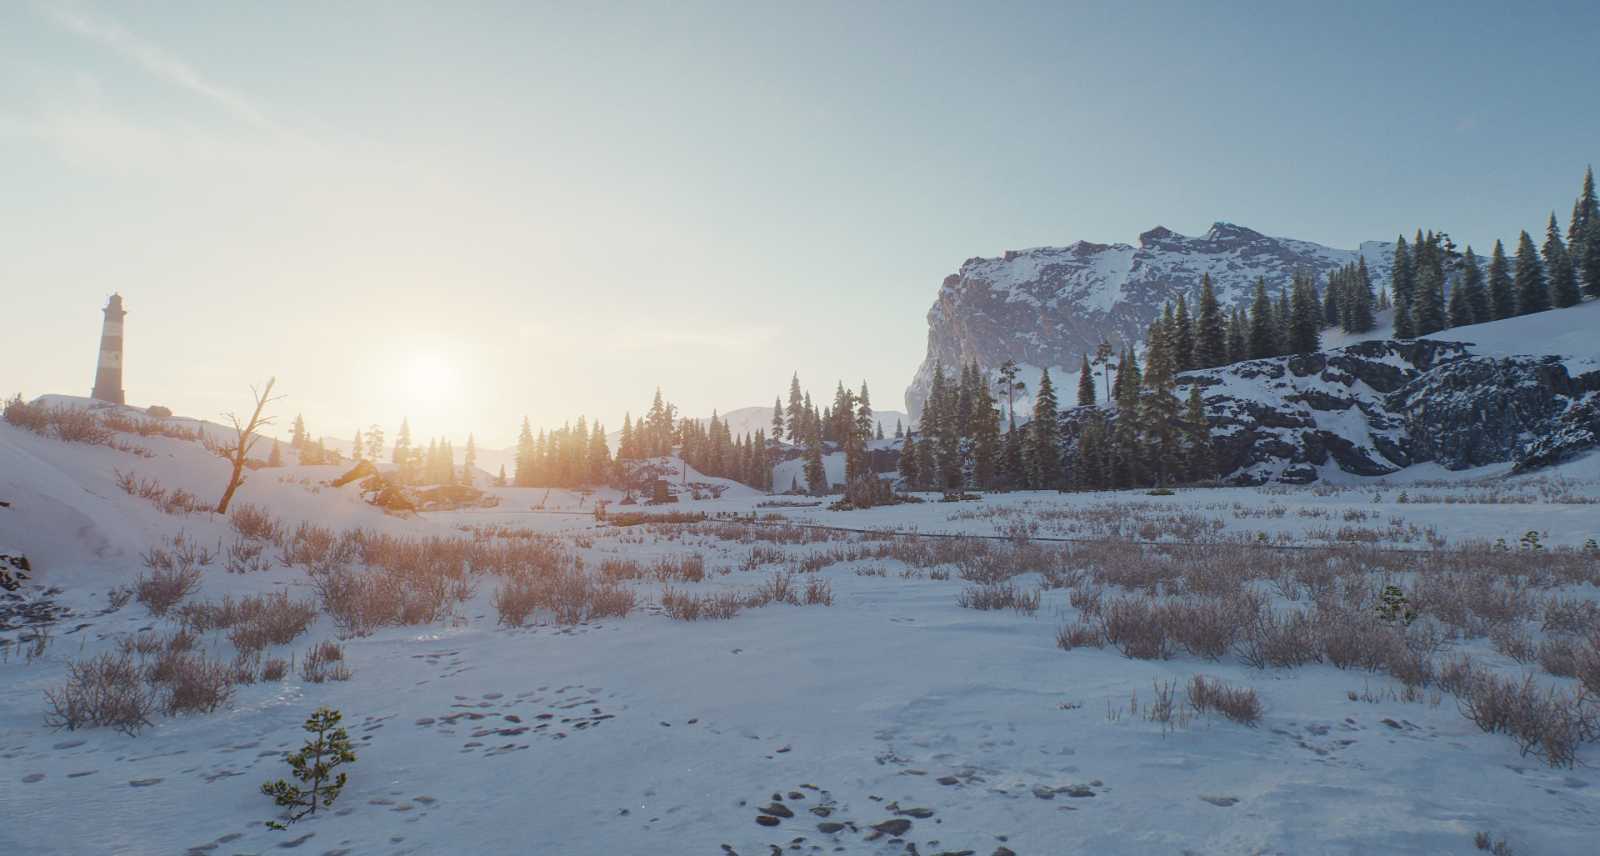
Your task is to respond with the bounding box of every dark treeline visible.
[769,375,883,494]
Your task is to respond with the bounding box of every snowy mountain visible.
[906,222,1395,419]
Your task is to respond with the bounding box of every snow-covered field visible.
[4,405,1600,855]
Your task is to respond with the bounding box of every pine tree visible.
[898,431,919,487]
[1447,263,1472,328]
[999,422,1024,490]
[1225,307,1247,365]
[1273,287,1291,352]
[1025,369,1059,489]
[261,707,356,828]
[1458,247,1490,324]
[915,423,937,491]
[1487,239,1515,320]
[1074,413,1106,489]
[364,425,384,463]
[1077,354,1095,407]
[971,380,1001,489]
[267,438,283,467]
[462,434,477,486]
[1172,294,1195,372]
[495,464,507,487]
[1391,236,1416,338]
[1182,384,1214,483]
[894,418,904,439]
[351,429,363,462]
[1347,257,1377,333]
[290,414,306,449]
[995,359,1022,429]
[1412,263,1446,335]
[803,419,827,495]
[514,418,535,487]
[770,396,785,444]
[392,418,412,465]
[1139,321,1181,486]
[1545,212,1581,309]
[1513,230,1548,315]
[1194,273,1226,368]
[1288,272,1322,354]
[785,375,804,446]
[1247,279,1276,359]
[1570,166,1597,295]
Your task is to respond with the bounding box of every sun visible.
[405,350,455,406]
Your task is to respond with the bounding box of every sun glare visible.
[407,351,454,400]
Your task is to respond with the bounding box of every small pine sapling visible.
[1375,584,1417,626]
[262,707,357,828]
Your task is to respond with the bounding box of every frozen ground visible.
[3,406,1600,855]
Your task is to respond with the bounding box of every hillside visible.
[907,222,1395,419]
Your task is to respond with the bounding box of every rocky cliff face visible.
[906,222,1393,420]
[1061,339,1600,485]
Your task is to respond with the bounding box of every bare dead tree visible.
[215,377,283,515]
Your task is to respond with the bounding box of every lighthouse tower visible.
[91,294,126,405]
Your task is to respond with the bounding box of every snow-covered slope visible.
[908,222,1394,418]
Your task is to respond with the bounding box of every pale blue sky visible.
[3,1,1597,446]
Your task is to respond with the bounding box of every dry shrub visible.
[1188,675,1262,726]
[227,594,318,652]
[1537,637,1582,678]
[661,587,743,621]
[1165,594,1256,661]
[136,565,202,616]
[1237,607,1321,669]
[155,652,236,716]
[651,554,706,583]
[50,406,113,444]
[740,545,787,571]
[230,653,259,685]
[1319,611,1403,672]
[1056,620,1104,650]
[1457,672,1600,767]
[225,537,272,573]
[1490,624,1537,663]
[755,571,799,606]
[116,631,168,658]
[955,551,1014,585]
[312,567,453,637]
[3,394,50,433]
[599,558,644,581]
[43,652,156,735]
[280,522,353,571]
[803,576,833,606]
[1100,595,1172,660]
[302,641,351,683]
[229,503,280,542]
[1069,583,1105,616]
[262,657,288,681]
[589,582,637,619]
[956,582,1039,615]
[492,576,542,627]
[1542,597,1600,637]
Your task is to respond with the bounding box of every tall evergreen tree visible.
[995,359,1022,429]
[1172,294,1195,372]
[1412,263,1446,335]
[1545,212,1581,308]
[392,418,412,465]
[803,418,827,494]
[1076,354,1095,407]
[1139,321,1182,486]
[290,414,306,448]
[1487,239,1515,320]
[770,396,785,443]
[971,380,1001,489]
[1025,369,1059,489]
[897,430,919,487]
[1513,230,1549,315]
[1183,384,1214,483]
[1347,257,1377,333]
[1247,279,1277,359]
[352,429,363,462]
[999,422,1024,490]
[267,438,283,467]
[1287,272,1322,354]
[514,418,535,486]
[1570,166,1596,293]
[1074,413,1106,490]
[786,374,804,444]
[1194,273,1226,368]
[1458,247,1489,324]
[1391,236,1416,338]
[1225,307,1248,365]
[462,434,477,486]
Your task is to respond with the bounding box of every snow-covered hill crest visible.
[907,222,1393,418]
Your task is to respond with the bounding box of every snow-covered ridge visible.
[908,222,1394,419]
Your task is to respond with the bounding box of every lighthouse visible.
[91,294,126,405]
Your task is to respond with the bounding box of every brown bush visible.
[1457,672,1599,767]
[226,594,318,652]
[302,641,351,683]
[1100,595,1172,660]
[1237,607,1321,669]
[261,657,288,681]
[492,576,542,627]
[1319,611,1402,672]
[661,587,743,621]
[42,652,156,735]
[1056,620,1104,650]
[229,503,281,542]
[1187,675,1262,726]
[755,571,799,606]
[155,653,237,716]
[957,582,1040,615]
[803,576,833,606]
[1542,596,1600,637]
[3,394,50,433]
[599,558,644,581]
[650,554,706,583]
[224,537,272,573]
[136,565,202,616]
